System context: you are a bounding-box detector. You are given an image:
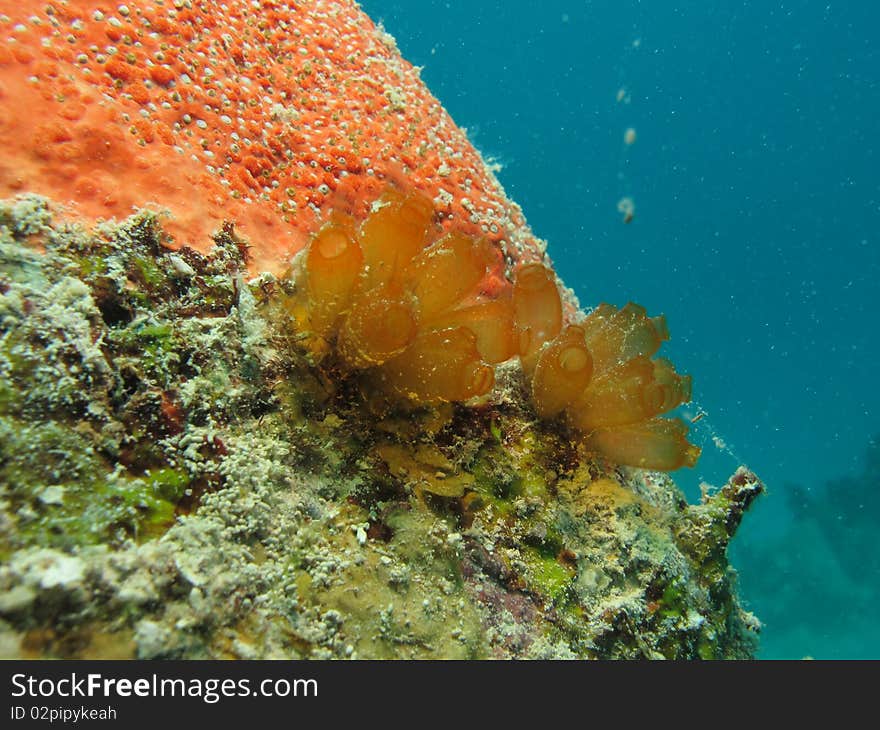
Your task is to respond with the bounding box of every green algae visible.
[131,255,166,290]
[0,416,188,555]
[520,547,573,603]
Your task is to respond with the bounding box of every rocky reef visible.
[0,196,762,659]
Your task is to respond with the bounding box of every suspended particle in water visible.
[616,87,631,104]
[617,196,635,224]
[683,405,746,468]
[624,127,637,145]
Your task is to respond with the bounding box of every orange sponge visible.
[0,0,699,471]
[0,0,547,275]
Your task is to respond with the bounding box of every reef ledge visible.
[0,197,762,659]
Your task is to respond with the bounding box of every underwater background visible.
[360,0,880,658]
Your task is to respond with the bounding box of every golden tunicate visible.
[512,263,563,372]
[295,186,699,471]
[532,325,593,418]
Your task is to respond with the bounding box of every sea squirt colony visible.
[294,188,700,471]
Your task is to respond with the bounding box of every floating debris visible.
[618,196,636,224]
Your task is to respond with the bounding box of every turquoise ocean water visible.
[360,0,880,658]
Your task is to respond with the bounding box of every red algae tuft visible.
[0,0,542,274]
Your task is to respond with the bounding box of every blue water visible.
[360,0,880,658]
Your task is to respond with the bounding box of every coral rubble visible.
[0,200,761,659]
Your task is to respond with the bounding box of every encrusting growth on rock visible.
[0,0,544,275]
[0,200,761,659]
[294,188,700,471]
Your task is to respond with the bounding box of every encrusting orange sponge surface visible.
[0,0,544,275]
[296,188,700,471]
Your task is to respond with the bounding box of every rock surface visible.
[0,198,761,659]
